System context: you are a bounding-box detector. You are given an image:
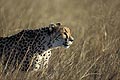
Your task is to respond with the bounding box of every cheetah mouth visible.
[63,41,73,48]
[63,43,70,48]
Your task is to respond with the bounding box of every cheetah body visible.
[0,23,74,73]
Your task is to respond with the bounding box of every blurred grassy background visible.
[0,0,120,80]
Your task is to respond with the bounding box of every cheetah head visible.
[48,23,74,48]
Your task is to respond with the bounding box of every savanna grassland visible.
[0,0,120,80]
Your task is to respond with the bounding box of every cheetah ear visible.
[56,22,61,27]
[49,23,55,32]
[49,23,55,27]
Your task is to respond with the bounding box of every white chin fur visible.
[68,41,73,45]
[63,45,70,48]
[63,41,73,48]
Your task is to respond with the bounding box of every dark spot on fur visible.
[43,54,45,56]
[48,54,51,56]
[36,59,38,62]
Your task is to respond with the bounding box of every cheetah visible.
[0,23,74,73]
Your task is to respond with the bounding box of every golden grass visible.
[0,0,120,80]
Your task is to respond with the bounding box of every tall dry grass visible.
[0,0,120,80]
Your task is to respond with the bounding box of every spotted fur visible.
[0,23,74,73]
